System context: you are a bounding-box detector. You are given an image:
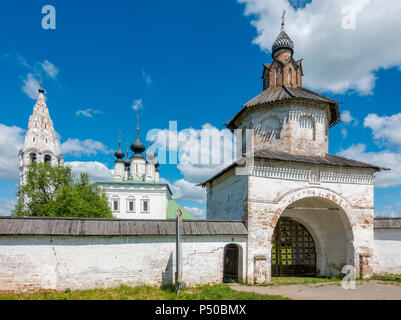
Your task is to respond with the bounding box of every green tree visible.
[13,163,113,218]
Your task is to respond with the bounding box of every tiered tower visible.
[19,82,63,186]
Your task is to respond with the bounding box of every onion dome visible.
[130,115,145,159]
[272,11,294,56]
[114,138,125,162]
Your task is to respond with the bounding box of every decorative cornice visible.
[251,161,375,185]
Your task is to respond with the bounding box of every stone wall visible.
[237,104,330,157]
[373,229,401,275]
[0,235,247,293]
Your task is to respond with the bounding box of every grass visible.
[243,276,342,287]
[0,284,289,301]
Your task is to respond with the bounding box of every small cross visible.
[282,10,286,29]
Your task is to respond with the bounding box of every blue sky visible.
[1,0,401,217]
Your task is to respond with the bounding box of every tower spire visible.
[281,10,286,30]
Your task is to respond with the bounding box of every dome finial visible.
[137,114,140,137]
[281,10,286,30]
[38,74,45,94]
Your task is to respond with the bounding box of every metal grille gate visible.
[271,218,317,277]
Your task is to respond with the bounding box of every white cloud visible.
[76,109,103,118]
[341,128,348,138]
[364,113,401,148]
[0,124,25,182]
[184,206,206,219]
[341,110,358,126]
[65,161,113,182]
[151,123,236,183]
[0,198,16,216]
[150,123,236,207]
[61,139,112,157]
[41,60,59,79]
[337,143,401,188]
[132,99,143,111]
[22,73,40,100]
[238,0,401,95]
[160,178,206,204]
[142,71,152,86]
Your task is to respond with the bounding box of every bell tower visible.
[19,81,64,186]
[226,12,341,157]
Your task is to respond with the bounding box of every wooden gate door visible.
[223,244,239,283]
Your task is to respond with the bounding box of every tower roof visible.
[130,115,145,159]
[272,10,294,56]
[114,136,125,161]
[272,29,294,56]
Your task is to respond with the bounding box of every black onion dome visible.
[124,158,131,167]
[114,142,125,160]
[130,136,145,159]
[272,29,294,55]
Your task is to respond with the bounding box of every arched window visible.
[288,67,292,85]
[141,197,150,213]
[261,117,281,141]
[44,155,52,163]
[30,153,37,163]
[111,196,120,212]
[241,129,247,154]
[127,197,136,213]
[275,69,280,85]
[299,116,316,140]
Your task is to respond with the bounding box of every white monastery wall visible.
[0,235,247,293]
[373,229,401,275]
[206,171,248,221]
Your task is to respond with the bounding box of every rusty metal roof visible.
[0,217,247,236]
[226,85,341,130]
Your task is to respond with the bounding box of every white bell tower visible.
[19,80,63,186]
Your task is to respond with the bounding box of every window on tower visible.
[260,116,281,141]
[30,153,37,163]
[44,155,52,163]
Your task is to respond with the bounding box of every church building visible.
[98,118,196,220]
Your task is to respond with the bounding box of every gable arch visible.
[273,186,355,243]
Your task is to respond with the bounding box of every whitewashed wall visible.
[0,235,247,293]
[100,184,170,220]
[373,229,401,275]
